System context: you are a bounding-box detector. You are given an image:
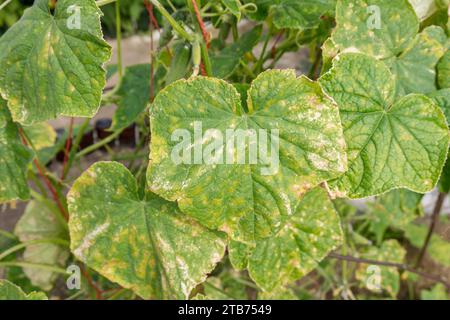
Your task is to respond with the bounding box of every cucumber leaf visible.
[438,51,450,89]
[333,0,447,95]
[147,71,347,242]
[68,162,227,299]
[0,100,33,203]
[320,53,449,198]
[0,0,111,125]
[247,187,342,292]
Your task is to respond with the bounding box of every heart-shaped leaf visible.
[246,187,342,292]
[320,53,449,198]
[0,280,47,300]
[147,71,347,242]
[0,0,111,125]
[0,99,33,203]
[332,0,447,95]
[68,162,226,299]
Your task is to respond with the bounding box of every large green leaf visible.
[0,280,47,300]
[147,71,347,242]
[355,240,405,298]
[246,187,342,292]
[332,0,447,95]
[109,64,151,131]
[368,189,422,244]
[0,100,33,203]
[68,162,227,299]
[0,0,111,125]
[320,53,449,198]
[14,201,69,291]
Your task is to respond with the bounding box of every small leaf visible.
[403,223,450,267]
[355,240,405,298]
[0,280,47,300]
[14,201,69,291]
[333,0,447,95]
[368,189,422,244]
[421,283,449,300]
[247,187,343,292]
[110,64,152,131]
[0,100,33,203]
[243,0,335,30]
[320,53,450,198]
[147,71,347,242]
[228,240,251,270]
[68,161,227,299]
[270,0,336,30]
[0,0,111,124]
[211,25,262,78]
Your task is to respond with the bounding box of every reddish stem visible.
[18,128,69,221]
[61,117,74,180]
[271,31,285,59]
[191,0,210,48]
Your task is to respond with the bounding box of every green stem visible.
[0,229,16,241]
[149,0,194,41]
[115,0,123,79]
[0,261,68,275]
[96,0,118,7]
[0,238,70,261]
[75,130,123,159]
[0,0,13,11]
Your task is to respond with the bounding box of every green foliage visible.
[0,280,47,300]
[0,0,448,301]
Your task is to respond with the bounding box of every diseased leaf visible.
[320,53,449,198]
[368,189,422,244]
[438,51,450,89]
[0,280,47,300]
[403,223,450,266]
[110,64,151,131]
[0,0,111,125]
[247,187,342,292]
[333,0,447,95]
[14,201,69,291]
[22,122,56,150]
[211,26,262,79]
[0,100,33,203]
[68,161,227,299]
[147,71,347,242]
[355,240,405,298]
[429,89,450,122]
